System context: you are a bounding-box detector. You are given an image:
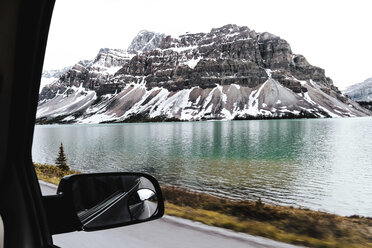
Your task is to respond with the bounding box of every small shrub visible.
[55,143,70,171]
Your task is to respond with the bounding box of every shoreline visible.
[159,183,363,218]
[35,111,324,125]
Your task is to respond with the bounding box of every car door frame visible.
[0,0,56,247]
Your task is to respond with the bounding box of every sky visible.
[43,0,372,89]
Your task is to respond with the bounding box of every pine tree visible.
[55,143,70,171]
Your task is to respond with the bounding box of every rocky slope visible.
[37,24,371,123]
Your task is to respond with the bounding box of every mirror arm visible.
[42,194,81,235]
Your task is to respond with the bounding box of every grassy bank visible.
[163,186,372,248]
[34,163,372,248]
[34,163,80,184]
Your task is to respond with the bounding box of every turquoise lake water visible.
[32,117,372,216]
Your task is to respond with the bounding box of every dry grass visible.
[162,186,372,248]
[33,164,372,247]
[34,163,80,185]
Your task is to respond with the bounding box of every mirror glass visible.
[129,189,158,220]
[70,174,159,230]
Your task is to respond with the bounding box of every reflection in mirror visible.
[129,189,158,220]
[70,175,158,230]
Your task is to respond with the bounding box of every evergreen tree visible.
[55,143,69,171]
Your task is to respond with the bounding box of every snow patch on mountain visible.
[37,76,368,123]
[183,57,202,69]
[37,84,96,118]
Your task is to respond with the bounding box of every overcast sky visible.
[43,0,372,89]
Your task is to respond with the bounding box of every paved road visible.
[40,181,303,248]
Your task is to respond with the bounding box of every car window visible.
[32,0,372,247]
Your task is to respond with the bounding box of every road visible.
[40,181,303,248]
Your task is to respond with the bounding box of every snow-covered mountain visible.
[37,24,371,124]
[39,67,70,93]
[39,48,134,102]
[343,77,372,102]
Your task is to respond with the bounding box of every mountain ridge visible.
[37,24,371,124]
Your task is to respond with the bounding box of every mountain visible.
[39,67,70,93]
[343,77,372,111]
[37,24,371,124]
[39,48,133,101]
[343,77,372,102]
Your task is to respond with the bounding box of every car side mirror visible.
[42,173,164,234]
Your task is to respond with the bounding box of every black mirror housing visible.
[43,173,164,235]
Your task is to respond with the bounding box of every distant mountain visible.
[39,67,70,93]
[343,77,372,111]
[343,77,372,102]
[37,24,371,124]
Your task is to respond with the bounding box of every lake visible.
[32,117,372,217]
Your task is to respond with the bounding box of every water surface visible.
[32,117,372,216]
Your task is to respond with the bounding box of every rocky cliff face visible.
[344,77,372,102]
[37,25,371,123]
